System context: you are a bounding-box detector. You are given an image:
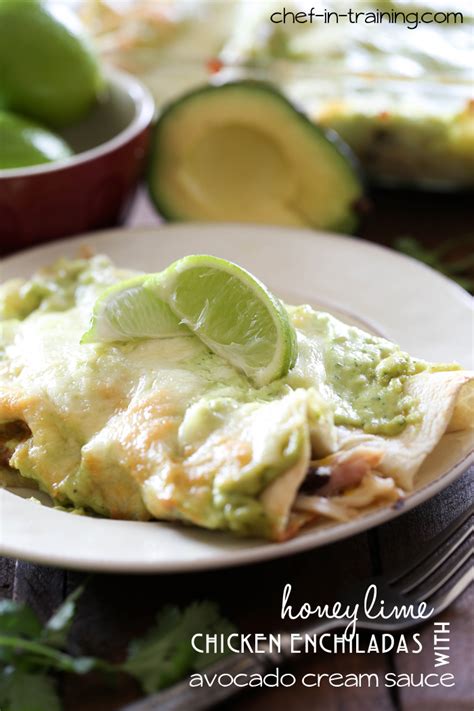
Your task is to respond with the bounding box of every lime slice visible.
[81,275,189,343]
[148,255,297,386]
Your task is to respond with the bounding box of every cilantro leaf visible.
[0,585,106,678]
[123,602,235,694]
[1,588,235,707]
[0,600,42,639]
[42,585,85,648]
[0,600,42,664]
[0,668,61,711]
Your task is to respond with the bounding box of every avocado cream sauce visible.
[0,256,132,321]
[287,307,460,436]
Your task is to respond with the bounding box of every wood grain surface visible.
[1,186,473,710]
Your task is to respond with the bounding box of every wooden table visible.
[1,186,473,710]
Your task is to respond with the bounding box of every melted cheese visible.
[0,275,331,535]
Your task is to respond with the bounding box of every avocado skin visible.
[147,80,364,234]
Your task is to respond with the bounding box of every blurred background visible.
[80,0,474,288]
[80,0,473,187]
[1,0,473,289]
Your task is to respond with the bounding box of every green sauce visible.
[0,256,137,321]
[324,330,427,435]
[288,308,460,437]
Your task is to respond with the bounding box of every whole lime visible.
[0,0,104,127]
[0,110,72,169]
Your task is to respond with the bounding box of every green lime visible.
[0,110,72,169]
[81,276,190,344]
[149,255,297,386]
[0,0,104,127]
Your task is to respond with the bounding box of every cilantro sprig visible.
[124,601,235,694]
[0,587,235,711]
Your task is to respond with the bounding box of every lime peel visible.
[147,255,298,386]
[81,275,189,344]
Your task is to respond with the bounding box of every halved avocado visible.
[148,81,363,233]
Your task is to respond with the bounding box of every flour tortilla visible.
[335,371,473,490]
[263,371,473,534]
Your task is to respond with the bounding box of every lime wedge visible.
[148,255,297,386]
[81,275,189,343]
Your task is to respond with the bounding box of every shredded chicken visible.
[294,473,402,524]
[291,449,401,527]
[299,447,383,497]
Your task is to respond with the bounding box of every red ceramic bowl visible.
[0,69,155,255]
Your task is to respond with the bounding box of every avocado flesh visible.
[149,82,362,232]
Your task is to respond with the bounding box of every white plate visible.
[1,225,472,572]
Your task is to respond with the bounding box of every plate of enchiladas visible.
[0,224,472,571]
